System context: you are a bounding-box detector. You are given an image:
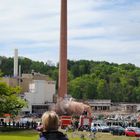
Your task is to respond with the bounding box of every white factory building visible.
[22,79,56,115]
[1,49,57,115]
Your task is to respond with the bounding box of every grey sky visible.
[0,0,140,66]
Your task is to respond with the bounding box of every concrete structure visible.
[20,72,50,93]
[88,100,111,112]
[22,80,56,114]
[14,48,18,77]
[2,48,19,87]
[2,72,56,114]
[2,72,50,93]
[58,0,67,98]
[88,100,140,115]
[112,103,140,113]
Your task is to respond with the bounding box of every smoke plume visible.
[50,98,92,116]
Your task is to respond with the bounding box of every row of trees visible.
[1,56,140,103]
[68,60,140,102]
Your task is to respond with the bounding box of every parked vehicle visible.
[91,121,110,132]
[90,126,97,132]
[79,115,92,128]
[60,116,72,129]
[125,127,140,137]
[110,126,125,135]
[78,115,92,131]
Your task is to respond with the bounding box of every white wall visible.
[22,80,56,113]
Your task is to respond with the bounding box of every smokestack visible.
[14,48,18,77]
[58,0,67,98]
[18,65,21,78]
[18,65,21,86]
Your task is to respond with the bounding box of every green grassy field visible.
[0,130,137,140]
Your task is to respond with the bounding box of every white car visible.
[91,121,110,132]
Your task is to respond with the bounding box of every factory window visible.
[32,105,49,114]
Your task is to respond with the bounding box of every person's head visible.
[41,111,59,131]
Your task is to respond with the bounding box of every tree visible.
[2,56,140,102]
[0,82,26,116]
[0,57,13,76]
[97,79,108,99]
[68,75,97,100]
[133,87,140,102]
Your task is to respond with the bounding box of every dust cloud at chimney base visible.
[50,98,92,116]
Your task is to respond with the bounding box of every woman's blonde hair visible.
[41,111,59,131]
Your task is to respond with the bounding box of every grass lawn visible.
[0,130,138,140]
[0,130,39,140]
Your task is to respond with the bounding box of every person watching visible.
[39,111,69,140]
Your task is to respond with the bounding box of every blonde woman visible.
[39,111,68,140]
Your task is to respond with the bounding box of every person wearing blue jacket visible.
[39,111,69,140]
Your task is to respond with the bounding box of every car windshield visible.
[91,123,107,127]
[100,123,107,126]
[135,128,140,132]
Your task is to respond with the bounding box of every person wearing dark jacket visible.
[39,111,68,140]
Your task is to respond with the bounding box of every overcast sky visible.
[0,0,140,66]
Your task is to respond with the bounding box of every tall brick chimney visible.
[58,0,67,98]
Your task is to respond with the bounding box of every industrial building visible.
[22,79,56,114]
[1,49,56,115]
[2,72,56,115]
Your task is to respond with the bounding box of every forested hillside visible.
[1,56,140,103]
